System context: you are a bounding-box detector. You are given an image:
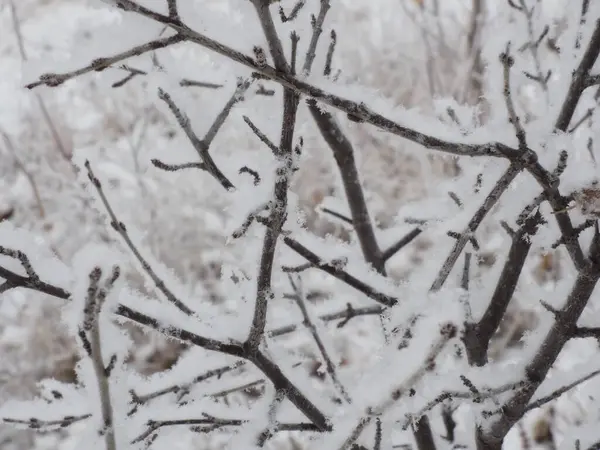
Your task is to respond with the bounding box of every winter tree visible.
[1,0,600,449]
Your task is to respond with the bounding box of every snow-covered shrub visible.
[2,0,600,449]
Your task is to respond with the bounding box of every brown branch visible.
[283,236,398,307]
[430,163,522,291]
[28,0,522,160]
[524,368,600,412]
[308,99,384,273]
[26,33,185,89]
[463,211,543,366]
[288,275,351,403]
[478,231,600,449]
[555,19,600,131]
[84,161,195,316]
[157,79,253,190]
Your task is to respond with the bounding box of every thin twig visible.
[84,161,195,316]
[288,275,352,403]
[524,369,600,412]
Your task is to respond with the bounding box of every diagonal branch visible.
[308,99,384,273]
[283,236,398,307]
[430,163,522,291]
[288,274,352,403]
[555,19,600,131]
[463,211,543,366]
[478,230,600,449]
[382,228,423,262]
[524,368,600,413]
[26,33,185,89]
[28,0,522,160]
[84,161,195,316]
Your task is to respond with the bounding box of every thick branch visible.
[555,19,600,131]
[478,242,600,449]
[288,275,351,403]
[308,100,383,272]
[463,212,543,366]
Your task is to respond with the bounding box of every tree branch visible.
[283,236,398,307]
[555,19,600,131]
[288,275,352,403]
[28,0,522,160]
[463,211,543,366]
[478,232,600,449]
[157,79,252,190]
[84,161,195,315]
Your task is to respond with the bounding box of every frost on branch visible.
[4,0,600,450]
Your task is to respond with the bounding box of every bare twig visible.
[283,236,397,307]
[500,45,528,150]
[524,369,600,412]
[157,79,253,190]
[3,415,91,430]
[430,163,521,291]
[302,0,331,75]
[382,228,423,262]
[26,33,185,89]
[288,275,352,403]
[243,116,280,154]
[84,161,194,315]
